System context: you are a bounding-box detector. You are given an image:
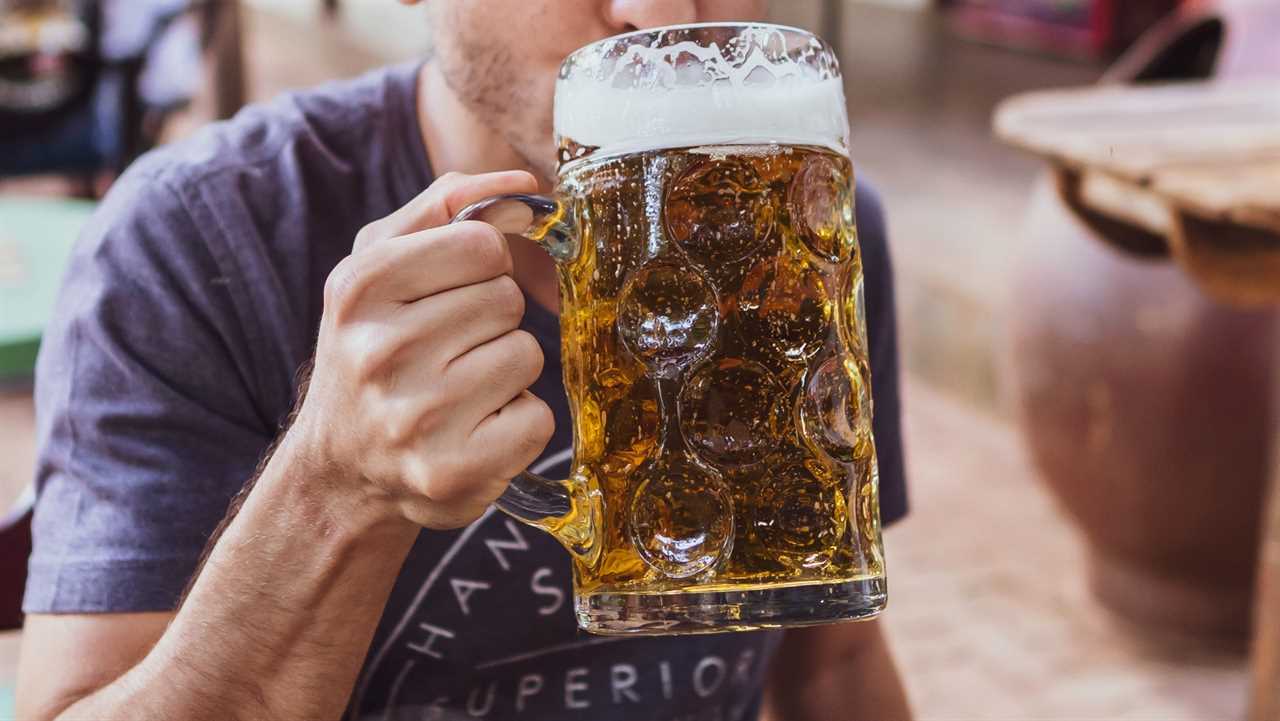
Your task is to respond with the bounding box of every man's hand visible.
[288,170,554,530]
[16,171,554,721]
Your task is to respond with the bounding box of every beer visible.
[554,142,883,604]
[458,23,886,634]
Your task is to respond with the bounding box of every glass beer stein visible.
[455,23,885,635]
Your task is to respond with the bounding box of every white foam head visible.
[554,24,850,165]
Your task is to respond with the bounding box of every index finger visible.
[358,170,539,249]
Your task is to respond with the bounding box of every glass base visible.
[576,576,886,636]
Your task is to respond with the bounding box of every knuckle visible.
[510,402,555,462]
[346,323,401,384]
[511,328,541,357]
[380,407,419,448]
[353,220,382,250]
[323,257,360,309]
[442,179,480,215]
[416,393,449,433]
[512,330,545,380]
[529,400,556,445]
[489,275,525,321]
[492,330,542,385]
[458,221,510,274]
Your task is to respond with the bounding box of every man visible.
[16,1,912,719]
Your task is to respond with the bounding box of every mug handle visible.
[450,194,598,563]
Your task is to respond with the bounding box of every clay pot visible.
[1008,0,1280,640]
[1012,184,1275,638]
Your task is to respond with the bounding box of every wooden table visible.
[996,78,1280,720]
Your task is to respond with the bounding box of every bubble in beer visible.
[799,355,870,463]
[752,459,847,568]
[840,269,869,353]
[665,157,776,266]
[679,357,786,469]
[736,255,831,363]
[599,377,660,476]
[790,154,854,263]
[856,461,882,544]
[617,263,719,375]
[629,454,734,578]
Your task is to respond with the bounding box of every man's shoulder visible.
[126,62,421,201]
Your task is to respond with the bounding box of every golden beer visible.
[555,142,882,607]
[456,23,886,634]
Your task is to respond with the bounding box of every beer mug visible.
[455,23,885,635]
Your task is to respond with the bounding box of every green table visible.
[0,196,95,381]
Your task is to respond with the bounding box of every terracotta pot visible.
[1009,0,1280,640]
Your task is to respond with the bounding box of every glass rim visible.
[561,21,828,72]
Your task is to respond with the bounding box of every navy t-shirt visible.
[24,63,908,721]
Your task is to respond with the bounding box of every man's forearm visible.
[56,436,420,721]
[763,620,913,721]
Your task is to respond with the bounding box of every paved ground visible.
[884,383,1247,720]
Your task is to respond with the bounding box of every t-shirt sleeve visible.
[23,171,275,614]
[855,181,909,526]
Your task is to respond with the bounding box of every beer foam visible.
[554,26,850,163]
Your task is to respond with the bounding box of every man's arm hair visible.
[19,357,420,721]
[178,359,315,606]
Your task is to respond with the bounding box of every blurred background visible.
[2,0,1277,718]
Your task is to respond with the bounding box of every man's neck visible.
[416,63,539,181]
[416,63,560,314]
